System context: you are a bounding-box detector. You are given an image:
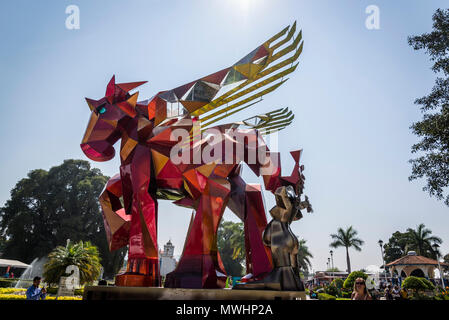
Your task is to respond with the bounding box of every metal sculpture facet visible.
[80,22,304,288]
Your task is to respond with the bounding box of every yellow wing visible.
[156,21,303,130]
[237,107,295,135]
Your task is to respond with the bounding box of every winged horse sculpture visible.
[81,22,307,288]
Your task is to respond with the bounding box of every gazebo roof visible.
[386,252,449,267]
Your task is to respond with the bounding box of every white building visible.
[159,240,177,277]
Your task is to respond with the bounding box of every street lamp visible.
[432,243,445,289]
[330,250,334,281]
[378,240,387,282]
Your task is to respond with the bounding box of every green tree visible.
[408,9,449,206]
[297,238,313,274]
[383,231,411,263]
[406,223,442,258]
[217,220,245,276]
[0,234,6,256]
[0,159,126,278]
[43,240,101,286]
[331,278,344,289]
[326,267,340,272]
[444,253,449,264]
[343,270,367,290]
[330,226,364,273]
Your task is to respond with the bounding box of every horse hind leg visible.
[228,175,273,279]
[165,178,230,289]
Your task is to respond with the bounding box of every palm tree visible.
[43,240,102,286]
[406,223,442,258]
[296,238,313,274]
[330,226,364,273]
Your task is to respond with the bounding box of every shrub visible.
[402,276,427,292]
[343,271,368,289]
[325,284,340,297]
[45,287,84,295]
[0,279,18,288]
[0,294,82,300]
[410,292,432,300]
[0,288,26,294]
[341,290,351,298]
[331,278,344,289]
[317,293,336,300]
[420,278,435,290]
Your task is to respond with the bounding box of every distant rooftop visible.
[386,252,449,267]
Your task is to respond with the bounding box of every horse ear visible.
[116,81,147,92]
[85,98,98,112]
[116,92,139,117]
[105,75,116,97]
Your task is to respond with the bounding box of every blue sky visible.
[1,0,448,272]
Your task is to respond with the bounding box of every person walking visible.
[26,276,47,300]
[351,278,372,300]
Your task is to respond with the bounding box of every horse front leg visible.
[99,174,131,252]
[115,146,160,287]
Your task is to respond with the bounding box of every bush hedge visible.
[402,276,428,292]
[421,278,435,290]
[324,284,340,297]
[0,288,26,294]
[0,278,33,288]
[46,287,84,295]
[343,271,368,289]
[0,294,81,300]
[0,279,17,288]
[317,293,336,300]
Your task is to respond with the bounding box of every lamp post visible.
[378,240,387,283]
[432,243,445,289]
[330,250,334,281]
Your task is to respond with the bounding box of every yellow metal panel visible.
[151,149,169,176]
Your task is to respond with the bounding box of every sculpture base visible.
[115,273,157,287]
[83,286,306,300]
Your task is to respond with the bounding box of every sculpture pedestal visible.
[115,274,156,287]
[83,286,306,300]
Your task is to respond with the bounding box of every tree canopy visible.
[330,226,364,273]
[383,231,411,263]
[0,159,126,278]
[408,9,449,206]
[383,224,442,263]
[217,220,245,276]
